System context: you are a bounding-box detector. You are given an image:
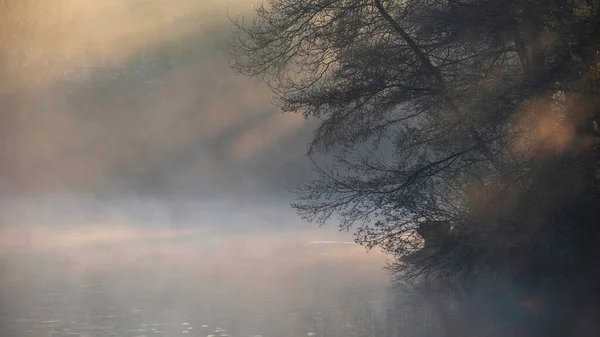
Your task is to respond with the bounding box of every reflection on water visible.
[0,225,389,337]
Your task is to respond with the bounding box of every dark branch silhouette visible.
[231,0,600,335]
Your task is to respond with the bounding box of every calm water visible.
[2,2,395,336]
[1,223,390,337]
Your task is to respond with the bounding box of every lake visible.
[0,224,391,337]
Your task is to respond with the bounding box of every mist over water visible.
[3,0,600,336]
[0,199,390,337]
[2,1,415,337]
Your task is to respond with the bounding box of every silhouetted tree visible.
[231,0,599,273]
[232,0,600,335]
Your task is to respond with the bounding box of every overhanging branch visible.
[373,0,511,179]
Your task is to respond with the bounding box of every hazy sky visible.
[0,5,392,335]
[0,0,333,235]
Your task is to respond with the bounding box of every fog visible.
[1,215,389,337]
[9,0,598,336]
[0,1,395,336]
[1,0,314,199]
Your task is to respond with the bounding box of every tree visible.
[231,1,600,334]
[231,0,600,278]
